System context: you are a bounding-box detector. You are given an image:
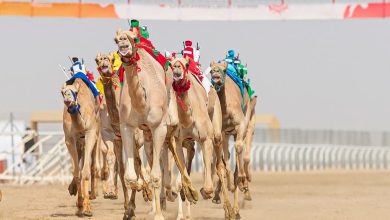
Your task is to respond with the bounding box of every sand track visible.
[1,171,390,220]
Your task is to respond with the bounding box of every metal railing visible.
[1,127,390,185]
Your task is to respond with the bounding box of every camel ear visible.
[185,56,190,64]
[222,61,227,69]
[95,52,101,65]
[210,61,215,67]
[116,28,122,36]
[109,52,114,63]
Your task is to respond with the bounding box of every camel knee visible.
[235,142,244,154]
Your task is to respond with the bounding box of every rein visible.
[172,60,191,112]
[67,90,80,115]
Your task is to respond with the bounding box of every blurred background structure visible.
[1,0,390,184]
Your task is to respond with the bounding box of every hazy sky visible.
[1,17,390,130]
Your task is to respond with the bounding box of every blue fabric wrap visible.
[226,64,245,110]
[66,72,100,97]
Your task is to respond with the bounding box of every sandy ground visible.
[1,171,390,220]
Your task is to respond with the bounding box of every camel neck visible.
[102,80,121,133]
[123,63,147,113]
[70,110,85,130]
[217,84,228,114]
[177,91,193,127]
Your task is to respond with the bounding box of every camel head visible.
[95,52,114,77]
[61,82,80,114]
[114,29,137,58]
[171,56,190,82]
[210,61,227,90]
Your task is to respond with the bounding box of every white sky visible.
[1,17,390,130]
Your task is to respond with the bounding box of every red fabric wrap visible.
[136,37,169,70]
[188,58,202,81]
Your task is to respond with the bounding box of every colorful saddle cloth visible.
[66,72,100,97]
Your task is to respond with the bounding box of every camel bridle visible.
[211,66,226,92]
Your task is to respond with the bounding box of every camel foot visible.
[154,214,164,220]
[180,189,186,201]
[89,191,97,200]
[212,193,221,204]
[75,210,83,217]
[176,213,184,220]
[123,205,136,220]
[224,202,235,220]
[104,192,118,200]
[125,179,140,191]
[200,187,213,200]
[233,207,241,220]
[182,181,198,204]
[166,190,177,202]
[160,197,167,211]
[246,173,252,183]
[237,176,247,193]
[244,190,252,201]
[142,184,153,202]
[68,178,77,196]
[83,210,93,217]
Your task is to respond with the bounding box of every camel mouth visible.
[173,72,183,81]
[118,45,130,56]
[212,75,221,82]
[64,101,72,107]
[101,65,109,73]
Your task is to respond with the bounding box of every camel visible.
[61,78,100,217]
[95,52,152,213]
[209,61,252,219]
[171,57,234,219]
[114,29,199,220]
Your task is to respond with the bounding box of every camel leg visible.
[105,141,118,199]
[150,125,167,220]
[162,144,176,203]
[222,135,234,191]
[176,173,184,220]
[81,129,97,217]
[233,165,241,220]
[114,137,129,210]
[168,136,198,204]
[65,137,79,197]
[234,124,247,192]
[120,124,138,190]
[215,139,234,220]
[124,189,137,220]
[199,138,214,200]
[243,112,255,201]
[90,145,98,200]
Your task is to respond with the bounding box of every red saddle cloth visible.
[136,37,170,71]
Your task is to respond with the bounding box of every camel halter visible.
[67,90,80,114]
[120,38,141,72]
[211,66,226,92]
[172,60,191,112]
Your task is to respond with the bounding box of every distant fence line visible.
[1,127,390,184]
[254,128,390,147]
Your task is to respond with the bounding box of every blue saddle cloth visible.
[226,64,245,110]
[66,72,100,97]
